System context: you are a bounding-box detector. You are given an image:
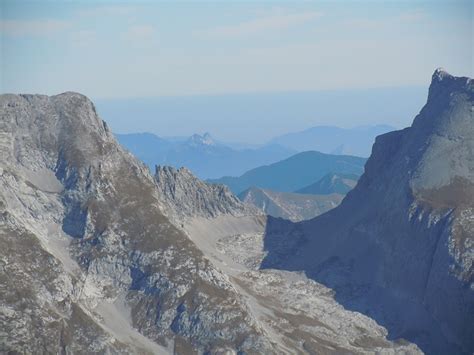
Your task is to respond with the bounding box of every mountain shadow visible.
[260,69,474,355]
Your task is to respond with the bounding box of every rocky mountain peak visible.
[414,70,473,204]
[360,69,474,209]
[432,67,450,81]
[155,165,193,178]
[1,92,117,174]
[261,70,474,354]
[427,68,473,107]
[1,93,274,354]
[154,165,259,220]
[187,132,216,146]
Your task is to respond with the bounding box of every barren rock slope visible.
[0,93,274,354]
[156,161,421,353]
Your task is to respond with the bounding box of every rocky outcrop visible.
[155,165,259,221]
[239,186,343,221]
[186,132,216,147]
[261,69,474,354]
[0,92,273,353]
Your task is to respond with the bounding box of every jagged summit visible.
[408,69,473,203]
[187,132,216,146]
[19,92,107,131]
[155,164,193,176]
[155,164,259,220]
[432,67,450,80]
[428,67,473,103]
[431,67,473,84]
[359,69,474,207]
[1,92,115,174]
[21,92,110,139]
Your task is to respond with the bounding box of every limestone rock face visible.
[262,69,474,354]
[154,165,259,221]
[0,92,273,354]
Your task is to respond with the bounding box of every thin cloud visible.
[70,30,96,47]
[348,10,427,29]
[123,25,155,42]
[198,10,323,39]
[0,20,71,37]
[398,10,426,22]
[76,5,138,18]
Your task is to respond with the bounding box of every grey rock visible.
[155,165,260,221]
[261,69,474,354]
[0,92,273,354]
[1,80,448,354]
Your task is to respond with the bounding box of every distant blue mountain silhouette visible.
[116,132,296,179]
[270,125,395,157]
[296,172,360,195]
[208,151,367,195]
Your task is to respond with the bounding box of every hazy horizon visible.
[95,85,426,144]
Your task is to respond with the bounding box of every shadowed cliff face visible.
[261,69,474,355]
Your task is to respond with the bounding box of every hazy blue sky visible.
[94,87,427,143]
[1,1,472,142]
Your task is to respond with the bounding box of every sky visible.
[1,0,473,142]
[94,87,427,143]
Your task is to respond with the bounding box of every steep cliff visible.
[262,69,474,354]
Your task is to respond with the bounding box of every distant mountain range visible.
[209,151,367,195]
[117,125,388,181]
[116,132,296,179]
[239,187,343,222]
[237,172,361,221]
[296,172,360,195]
[95,87,426,144]
[269,125,395,157]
